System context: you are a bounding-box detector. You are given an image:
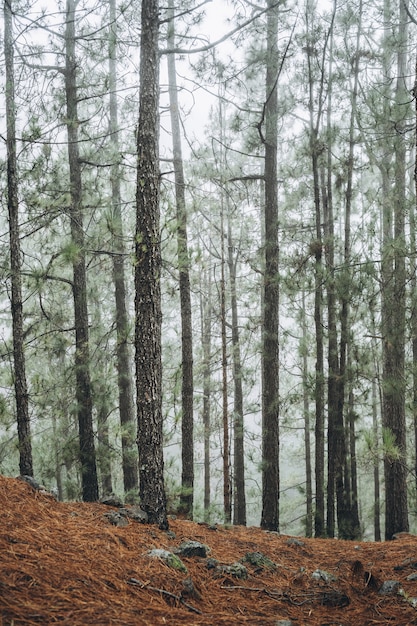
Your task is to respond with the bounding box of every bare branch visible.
[160,2,282,55]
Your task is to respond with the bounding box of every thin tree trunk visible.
[220,197,231,524]
[308,103,325,539]
[322,2,355,539]
[135,0,168,530]
[227,215,247,526]
[412,55,417,504]
[108,0,138,498]
[97,385,113,496]
[4,0,33,478]
[304,1,326,536]
[52,414,63,500]
[301,289,313,537]
[347,387,360,537]
[201,268,212,520]
[335,0,363,540]
[371,362,381,541]
[65,0,98,502]
[260,0,280,532]
[167,1,194,518]
[322,159,343,539]
[381,0,409,539]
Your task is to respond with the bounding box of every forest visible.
[0,0,416,541]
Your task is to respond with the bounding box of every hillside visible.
[1,475,417,625]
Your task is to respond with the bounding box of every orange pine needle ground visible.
[1,475,417,624]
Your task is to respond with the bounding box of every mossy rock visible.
[148,549,187,573]
[243,551,276,570]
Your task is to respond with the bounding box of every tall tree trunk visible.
[372,378,382,541]
[65,0,98,502]
[201,268,212,520]
[346,387,360,537]
[260,0,280,532]
[381,0,409,539]
[227,215,247,526]
[167,1,194,518]
[201,267,212,520]
[307,81,325,538]
[4,0,33,478]
[412,55,417,505]
[304,0,326,537]
[220,195,231,524]
[322,1,354,539]
[322,159,344,538]
[135,0,168,530]
[301,289,313,537]
[108,0,138,498]
[334,0,363,541]
[96,381,113,496]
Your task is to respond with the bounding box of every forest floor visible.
[1,475,417,625]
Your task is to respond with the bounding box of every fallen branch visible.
[127,578,202,615]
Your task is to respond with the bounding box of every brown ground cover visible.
[1,475,417,625]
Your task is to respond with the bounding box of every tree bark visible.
[305,44,325,535]
[412,54,417,506]
[65,0,98,502]
[4,0,33,478]
[108,0,138,498]
[167,1,194,518]
[227,214,247,526]
[201,268,212,520]
[371,343,382,541]
[335,0,362,540]
[260,0,280,532]
[381,0,409,539]
[135,0,168,530]
[301,289,313,537]
[220,195,231,524]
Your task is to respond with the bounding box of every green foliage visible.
[381,427,403,464]
[60,241,82,265]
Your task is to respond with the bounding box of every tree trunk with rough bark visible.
[201,269,212,521]
[167,1,194,518]
[381,0,409,540]
[65,0,98,502]
[108,0,138,498]
[4,0,33,478]
[260,0,280,532]
[135,0,168,530]
[227,214,247,526]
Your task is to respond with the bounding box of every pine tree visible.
[135,0,168,530]
[4,0,33,478]
[260,0,280,532]
[64,0,98,502]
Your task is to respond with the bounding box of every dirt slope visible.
[1,475,417,625]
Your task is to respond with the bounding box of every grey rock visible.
[320,590,350,607]
[104,511,129,527]
[406,573,417,581]
[243,551,275,569]
[274,621,293,626]
[19,475,42,490]
[286,538,305,547]
[181,576,202,600]
[119,506,148,523]
[311,568,337,583]
[176,540,209,558]
[148,549,187,573]
[206,558,219,570]
[100,494,124,507]
[378,580,401,595]
[221,562,248,579]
